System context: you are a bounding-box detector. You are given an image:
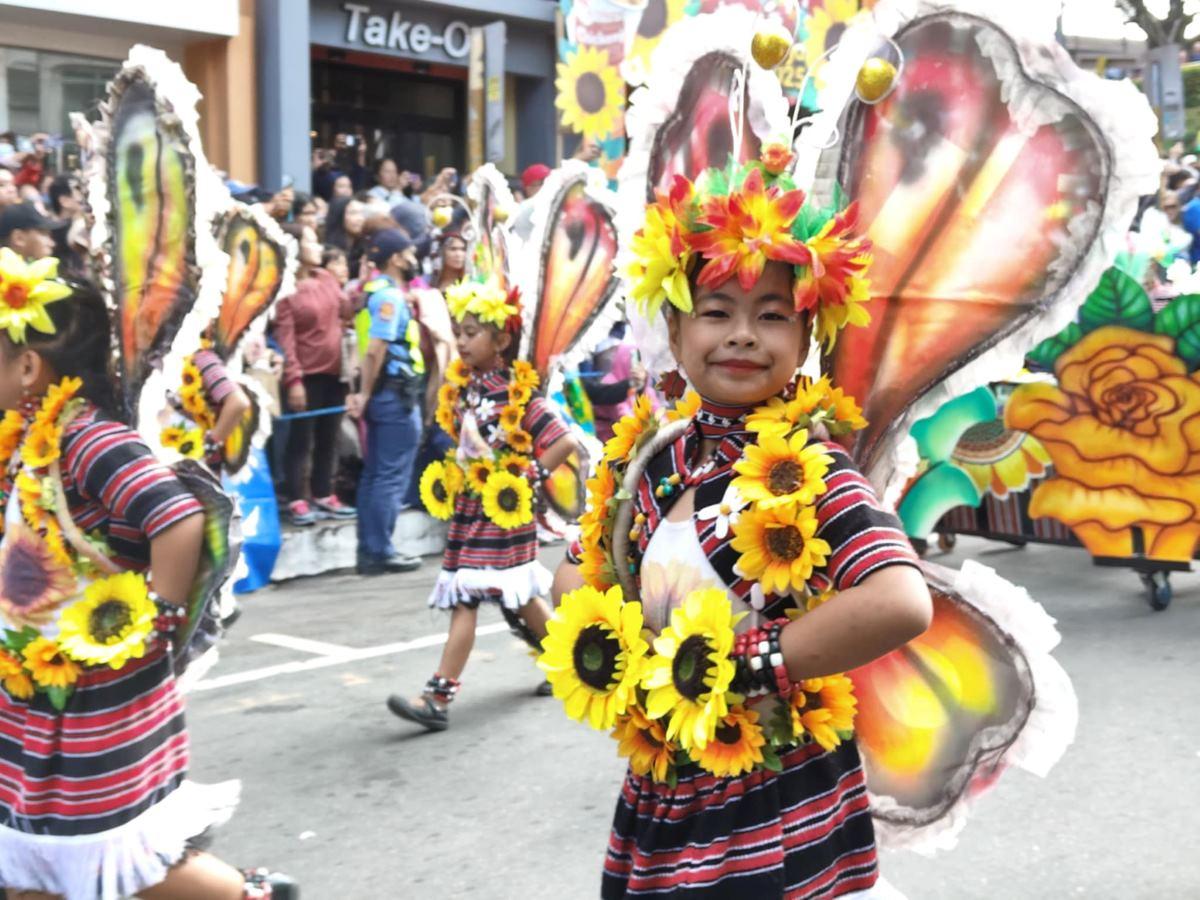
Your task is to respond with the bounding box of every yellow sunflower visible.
[0,650,33,700]
[497,451,532,478]
[694,705,767,778]
[578,537,615,591]
[443,458,466,494]
[435,400,459,439]
[790,674,858,752]
[507,427,534,455]
[57,571,156,669]
[0,410,25,461]
[507,381,533,407]
[641,586,742,751]
[481,470,534,529]
[580,460,617,540]
[804,0,862,87]
[731,503,830,595]
[511,360,539,389]
[419,461,458,520]
[539,584,649,731]
[446,358,471,388]
[42,376,82,423]
[181,359,202,389]
[732,429,832,509]
[814,272,871,352]
[555,44,625,141]
[22,637,80,689]
[624,0,691,85]
[20,419,61,469]
[0,523,76,627]
[180,382,210,420]
[437,382,461,408]
[604,394,657,463]
[160,425,187,450]
[666,390,701,423]
[175,428,206,460]
[612,705,677,782]
[498,403,524,433]
[466,459,494,494]
[0,248,72,341]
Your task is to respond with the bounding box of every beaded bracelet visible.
[150,592,187,643]
[733,618,793,698]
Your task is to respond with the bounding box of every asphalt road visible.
[188,537,1200,899]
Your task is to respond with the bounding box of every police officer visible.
[346,229,425,575]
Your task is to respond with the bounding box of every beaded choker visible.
[694,398,750,440]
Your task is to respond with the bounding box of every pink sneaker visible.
[288,499,317,526]
[313,495,356,519]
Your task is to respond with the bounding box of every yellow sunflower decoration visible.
[498,403,524,433]
[612,706,676,782]
[507,381,533,407]
[539,584,649,730]
[443,458,465,494]
[623,0,692,85]
[466,459,495,494]
[446,358,471,388]
[0,650,33,700]
[731,503,830,595]
[804,0,862,87]
[511,360,538,389]
[641,587,742,751]
[604,394,657,464]
[481,470,534,529]
[419,461,458,520]
[497,451,531,478]
[694,705,767,778]
[20,420,61,469]
[789,674,858,753]
[732,429,832,510]
[555,45,625,141]
[506,427,534,455]
[22,637,80,690]
[57,572,156,670]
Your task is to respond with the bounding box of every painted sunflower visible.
[641,586,742,751]
[57,571,156,669]
[506,427,534,455]
[603,394,657,464]
[612,705,676,782]
[0,523,77,627]
[419,461,457,520]
[623,0,691,86]
[555,44,625,141]
[498,403,524,433]
[466,459,495,494]
[539,584,649,731]
[481,470,534,530]
[731,503,830,595]
[790,674,858,752]
[22,637,80,690]
[20,419,61,469]
[694,705,767,778]
[732,429,832,509]
[804,0,861,85]
[0,650,33,700]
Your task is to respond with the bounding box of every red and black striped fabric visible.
[61,405,205,570]
[192,348,236,406]
[439,370,569,584]
[0,649,188,837]
[604,742,878,899]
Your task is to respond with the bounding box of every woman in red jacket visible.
[274,223,357,526]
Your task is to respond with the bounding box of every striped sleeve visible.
[523,396,570,455]
[64,419,204,538]
[814,443,918,590]
[192,348,236,405]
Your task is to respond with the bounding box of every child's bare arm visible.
[779,564,931,680]
[149,512,205,605]
[552,556,586,607]
[207,384,252,444]
[537,433,580,473]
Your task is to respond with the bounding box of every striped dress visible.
[601,425,918,899]
[0,405,235,900]
[429,368,569,610]
[192,347,237,408]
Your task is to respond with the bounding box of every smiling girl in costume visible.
[386,276,580,731]
[543,152,932,898]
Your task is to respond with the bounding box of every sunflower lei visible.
[159,354,217,460]
[541,382,868,783]
[0,378,160,710]
[623,146,872,351]
[420,358,542,530]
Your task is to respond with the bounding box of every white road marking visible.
[194,622,512,693]
[249,633,353,656]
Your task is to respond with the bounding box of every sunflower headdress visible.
[622,152,872,354]
[0,249,73,343]
[445,275,522,337]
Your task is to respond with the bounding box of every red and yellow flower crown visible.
[624,147,872,350]
[0,249,72,344]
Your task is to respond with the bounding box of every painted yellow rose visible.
[1006,325,1200,561]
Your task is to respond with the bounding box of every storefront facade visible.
[257,0,558,193]
[0,0,257,182]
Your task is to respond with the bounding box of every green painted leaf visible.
[897,462,982,538]
[1078,268,1153,333]
[1026,322,1083,372]
[1154,293,1200,368]
[910,386,996,464]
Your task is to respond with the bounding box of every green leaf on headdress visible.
[1026,322,1083,372]
[790,202,833,242]
[830,182,848,213]
[1078,267,1153,333]
[1154,293,1200,369]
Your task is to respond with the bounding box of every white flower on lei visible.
[695,484,748,540]
[474,397,498,423]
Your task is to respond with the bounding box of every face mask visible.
[402,184,415,198]
[399,264,416,281]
